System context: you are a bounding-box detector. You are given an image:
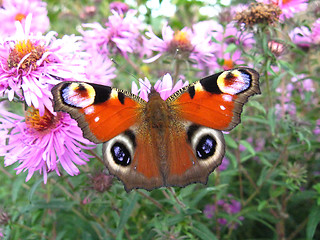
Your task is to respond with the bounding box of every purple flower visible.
[204,195,244,229]
[131,73,189,101]
[84,52,116,85]
[109,1,129,14]
[314,119,320,135]
[80,10,145,58]
[204,204,216,219]
[0,15,88,115]
[218,157,230,171]
[289,26,312,49]
[311,18,320,44]
[213,21,255,48]
[0,0,50,36]
[219,48,245,71]
[0,107,94,183]
[218,218,228,225]
[143,22,216,67]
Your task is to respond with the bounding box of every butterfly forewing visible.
[167,68,260,131]
[52,81,146,143]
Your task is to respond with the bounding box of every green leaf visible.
[225,43,237,53]
[116,192,139,237]
[28,178,44,202]
[267,107,276,135]
[306,205,320,240]
[247,100,267,115]
[191,221,218,240]
[11,174,26,203]
[239,140,256,156]
[225,135,238,149]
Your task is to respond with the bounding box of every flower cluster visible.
[204,195,244,230]
[275,74,315,118]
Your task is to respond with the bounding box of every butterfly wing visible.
[162,68,260,187]
[52,82,164,191]
[52,82,146,143]
[165,122,225,187]
[167,68,260,131]
[103,126,164,192]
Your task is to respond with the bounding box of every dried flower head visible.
[235,3,282,28]
[90,172,113,193]
[282,162,307,190]
[0,209,10,225]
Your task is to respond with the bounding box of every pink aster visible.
[289,26,312,49]
[212,21,255,48]
[217,47,245,71]
[0,0,50,36]
[311,19,320,44]
[257,0,308,21]
[143,22,216,67]
[84,52,116,85]
[131,73,189,101]
[80,9,145,58]
[0,107,94,183]
[0,14,88,115]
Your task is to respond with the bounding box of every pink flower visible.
[204,195,244,229]
[0,107,94,183]
[80,10,145,58]
[109,1,129,14]
[311,18,320,44]
[213,21,255,48]
[0,0,50,36]
[0,15,88,115]
[217,48,245,71]
[218,157,230,171]
[84,52,116,85]
[289,26,312,49]
[257,0,308,21]
[131,73,189,101]
[143,22,216,67]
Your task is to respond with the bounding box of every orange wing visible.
[51,82,145,143]
[102,126,164,192]
[167,68,260,131]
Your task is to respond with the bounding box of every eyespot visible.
[186,123,225,162]
[111,142,132,166]
[103,129,136,170]
[195,135,216,159]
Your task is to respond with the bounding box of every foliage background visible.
[0,0,320,239]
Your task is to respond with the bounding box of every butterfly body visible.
[52,68,260,192]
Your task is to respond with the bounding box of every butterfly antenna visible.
[111,58,151,91]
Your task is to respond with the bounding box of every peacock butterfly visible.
[51,68,260,192]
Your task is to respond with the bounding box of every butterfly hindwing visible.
[51,82,146,143]
[167,68,260,131]
[102,126,164,192]
[166,122,225,187]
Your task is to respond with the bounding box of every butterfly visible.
[51,68,260,192]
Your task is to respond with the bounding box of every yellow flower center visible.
[7,39,47,71]
[15,13,26,22]
[169,31,193,58]
[223,59,234,70]
[25,107,59,133]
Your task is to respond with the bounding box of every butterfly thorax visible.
[145,90,170,130]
